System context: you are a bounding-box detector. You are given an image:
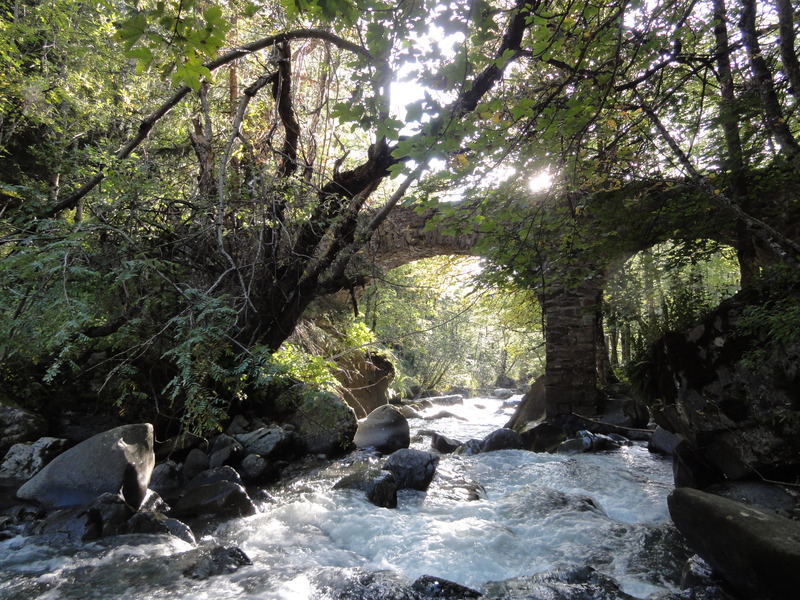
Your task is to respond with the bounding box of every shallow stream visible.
[0,396,691,599]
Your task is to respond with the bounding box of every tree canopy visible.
[1,0,799,432]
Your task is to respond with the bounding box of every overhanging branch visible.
[45,29,373,217]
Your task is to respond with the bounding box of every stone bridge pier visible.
[541,275,603,417]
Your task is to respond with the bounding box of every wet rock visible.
[411,574,483,598]
[234,426,292,460]
[31,493,134,544]
[312,567,418,599]
[139,489,170,513]
[124,511,196,545]
[0,437,70,480]
[182,448,210,479]
[556,437,590,454]
[397,405,424,420]
[208,434,244,468]
[668,487,800,599]
[703,480,799,515]
[183,465,243,495]
[483,564,638,599]
[0,398,47,457]
[481,428,523,452]
[497,486,604,519]
[556,430,623,454]
[505,375,546,431]
[383,448,439,492]
[238,453,277,483]
[311,567,483,599]
[428,472,487,502]
[165,517,196,545]
[171,481,256,518]
[456,438,484,455]
[366,472,398,509]
[16,423,155,509]
[226,414,250,435]
[430,433,462,454]
[519,421,565,453]
[424,410,467,421]
[648,426,683,456]
[559,414,652,442]
[424,394,464,406]
[491,388,515,400]
[182,545,252,580]
[673,440,725,489]
[286,390,357,456]
[334,463,398,508]
[354,405,410,453]
[678,555,726,593]
[148,460,186,504]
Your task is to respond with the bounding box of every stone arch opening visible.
[359,255,546,400]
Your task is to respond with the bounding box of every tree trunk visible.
[739,0,800,175]
[713,0,758,285]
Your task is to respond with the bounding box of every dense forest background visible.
[2,0,799,435]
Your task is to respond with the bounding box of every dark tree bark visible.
[713,0,758,285]
[775,0,800,104]
[739,0,800,175]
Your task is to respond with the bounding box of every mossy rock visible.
[0,395,48,457]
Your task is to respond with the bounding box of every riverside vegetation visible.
[3,0,800,598]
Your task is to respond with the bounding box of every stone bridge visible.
[362,170,800,419]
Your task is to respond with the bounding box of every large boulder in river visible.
[668,487,800,599]
[234,426,293,459]
[382,448,439,491]
[430,432,462,454]
[333,462,398,508]
[481,428,523,452]
[505,375,546,431]
[643,283,800,481]
[286,390,357,456]
[30,492,135,544]
[171,481,256,518]
[354,405,410,453]
[0,437,70,480]
[0,398,47,457]
[16,423,155,509]
[519,421,566,453]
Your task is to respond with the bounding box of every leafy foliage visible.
[2,0,800,435]
[605,242,740,376]
[362,257,544,393]
[735,266,800,370]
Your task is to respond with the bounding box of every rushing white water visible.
[0,396,686,599]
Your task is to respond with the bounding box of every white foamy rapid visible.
[0,396,683,599]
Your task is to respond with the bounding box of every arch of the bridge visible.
[364,194,750,419]
[365,206,479,270]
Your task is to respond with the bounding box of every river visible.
[0,395,692,599]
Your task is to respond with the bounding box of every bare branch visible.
[272,41,301,178]
[45,29,373,217]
